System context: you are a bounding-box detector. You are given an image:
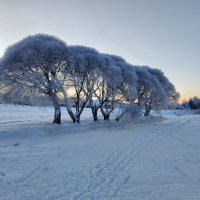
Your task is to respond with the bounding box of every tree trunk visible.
[144,110,150,117]
[144,104,151,117]
[75,115,80,123]
[67,109,76,123]
[48,91,61,124]
[53,106,61,124]
[61,89,76,123]
[92,107,98,121]
[74,96,89,123]
[103,114,110,120]
[100,107,110,121]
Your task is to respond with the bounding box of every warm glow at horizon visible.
[0,0,200,102]
[178,98,187,105]
[178,94,200,105]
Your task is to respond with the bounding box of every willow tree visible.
[61,46,101,122]
[0,34,69,124]
[135,66,179,116]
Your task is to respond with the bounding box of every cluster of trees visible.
[186,97,200,110]
[0,34,179,124]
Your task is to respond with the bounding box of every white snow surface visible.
[0,105,200,200]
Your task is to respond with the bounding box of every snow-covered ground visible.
[0,105,200,200]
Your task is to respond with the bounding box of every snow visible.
[0,105,200,200]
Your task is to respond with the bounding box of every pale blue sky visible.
[0,0,200,100]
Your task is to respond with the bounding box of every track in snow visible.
[70,133,157,200]
[1,108,200,200]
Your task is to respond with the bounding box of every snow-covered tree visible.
[96,54,125,120]
[0,34,179,124]
[188,97,200,109]
[120,63,138,104]
[134,66,166,116]
[193,97,200,109]
[85,54,107,121]
[0,34,69,124]
[188,98,195,109]
[107,59,138,121]
[61,46,101,123]
[144,66,180,103]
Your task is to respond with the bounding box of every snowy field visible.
[0,105,200,200]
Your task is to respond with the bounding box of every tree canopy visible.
[0,34,180,124]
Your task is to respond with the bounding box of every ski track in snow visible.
[70,133,157,200]
[0,106,200,200]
